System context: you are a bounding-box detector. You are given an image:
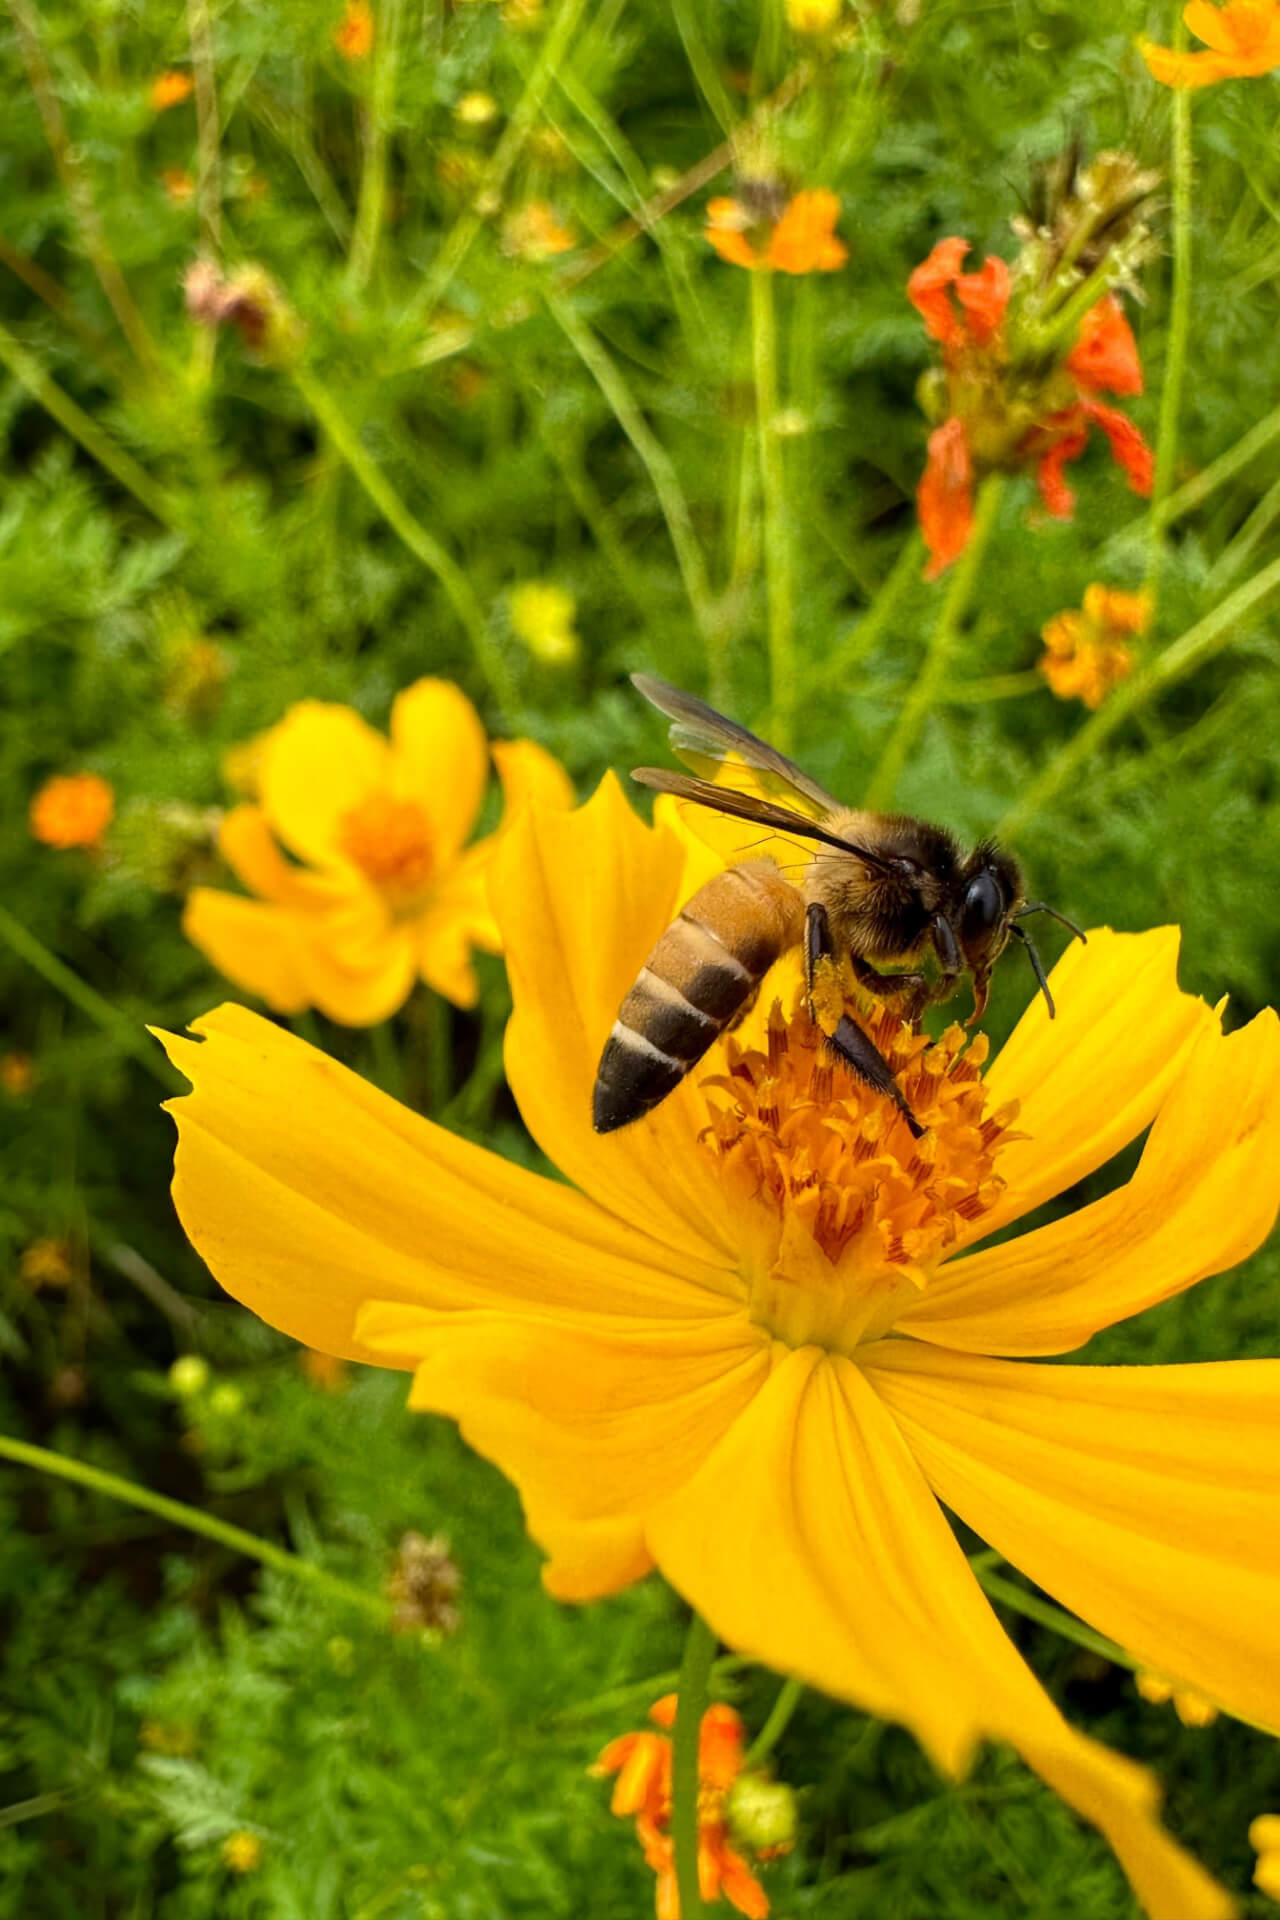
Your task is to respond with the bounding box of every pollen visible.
[698,983,1023,1353]
[336,792,435,905]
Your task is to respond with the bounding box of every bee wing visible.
[631,769,895,872]
[631,674,842,821]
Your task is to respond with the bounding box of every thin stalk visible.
[752,267,795,752]
[808,529,925,694]
[291,365,515,716]
[406,0,594,327]
[187,0,221,257]
[546,289,723,678]
[346,0,403,295]
[997,547,1280,835]
[0,229,126,375]
[6,0,159,377]
[0,904,178,1091]
[248,87,353,244]
[1205,467,1280,591]
[0,319,177,526]
[863,477,1005,808]
[670,0,735,132]
[1146,62,1193,601]
[1102,395,1280,560]
[743,1676,803,1770]
[0,1433,387,1621]
[672,1611,717,1920]
[972,1563,1132,1669]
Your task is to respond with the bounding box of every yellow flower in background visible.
[29,772,114,849]
[160,167,195,205]
[785,0,841,29]
[149,70,194,111]
[501,201,576,261]
[455,91,499,126]
[1141,0,1280,87]
[160,779,1280,1920]
[19,1238,76,1289]
[0,1054,37,1096]
[221,1831,263,1873]
[508,581,580,665]
[1135,1671,1219,1727]
[183,679,572,1023]
[334,0,374,59]
[1253,1814,1280,1901]
[1039,583,1150,710]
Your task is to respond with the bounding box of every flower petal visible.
[157,1004,732,1364]
[966,926,1219,1246]
[380,1305,769,1599]
[414,854,494,1008]
[218,806,339,909]
[390,679,488,863]
[1139,41,1237,85]
[898,1011,1280,1353]
[490,776,739,1269]
[182,891,310,1014]
[864,1338,1280,1737]
[1182,0,1243,54]
[490,737,576,823]
[294,918,419,1026]
[919,418,974,580]
[647,1348,1231,1919]
[260,701,391,870]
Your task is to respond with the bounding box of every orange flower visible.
[595,1696,782,1918]
[29,772,114,849]
[1039,583,1150,709]
[705,190,847,274]
[1141,0,1280,87]
[149,70,194,111]
[334,0,374,60]
[910,239,1152,578]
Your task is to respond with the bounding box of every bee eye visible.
[961,872,1004,939]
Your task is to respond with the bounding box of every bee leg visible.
[803,901,835,1025]
[847,954,930,1003]
[826,1014,925,1140]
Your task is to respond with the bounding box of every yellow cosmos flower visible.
[158,780,1280,1920]
[1141,0,1280,87]
[183,679,572,1023]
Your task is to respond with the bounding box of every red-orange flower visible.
[909,239,1152,579]
[705,190,847,274]
[334,0,374,59]
[1141,0,1280,87]
[149,70,194,111]
[29,772,114,849]
[595,1696,782,1918]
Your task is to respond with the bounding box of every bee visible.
[593,674,1083,1140]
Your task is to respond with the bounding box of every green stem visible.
[997,547,1280,836]
[291,365,515,716]
[1206,467,1280,590]
[863,476,1004,808]
[0,1433,387,1621]
[1146,63,1193,600]
[752,267,795,752]
[808,530,925,694]
[669,0,736,132]
[187,0,221,258]
[0,319,177,526]
[743,1676,803,1771]
[405,0,594,328]
[0,904,178,1090]
[346,0,402,294]
[672,1611,717,1920]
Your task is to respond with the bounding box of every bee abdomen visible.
[593,863,803,1134]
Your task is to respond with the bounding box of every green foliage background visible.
[1,0,1279,1913]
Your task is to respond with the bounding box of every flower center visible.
[697,985,1021,1355]
[336,792,435,908]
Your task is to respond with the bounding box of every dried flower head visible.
[182,260,302,362]
[29,772,114,849]
[386,1531,462,1636]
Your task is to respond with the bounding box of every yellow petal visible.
[390,679,488,863]
[489,776,738,1270]
[218,806,338,908]
[370,1305,769,1598]
[864,1338,1280,1737]
[182,890,310,1014]
[295,919,419,1026]
[897,1012,1280,1354]
[647,1348,1231,1919]
[970,927,1218,1246]
[1182,0,1241,54]
[260,702,391,869]
[491,737,576,824]
[1139,39,1237,84]
[157,1004,730,1363]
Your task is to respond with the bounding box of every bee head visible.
[956,843,1024,1023]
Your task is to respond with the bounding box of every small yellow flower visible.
[150,70,194,111]
[183,679,573,1023]
[786,0,842,29]
[1135,1670,1219,1726]
[1252,1814,1280,1902]
[160,167,195,204]
[140,1720,198,1756]
[501,201,576,261]
[508,581,580,665]
[1039,583,1150,710]
[222,1831,263,1874]
[333,0,374,59]
[29,772,114,849]
[0,1054,37,1096]
[160,780,1280,1920]
[455,90,499,126]
[19,1238,75,1290]
[168,1354,210,1397]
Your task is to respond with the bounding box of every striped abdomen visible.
[593,861,805,1134]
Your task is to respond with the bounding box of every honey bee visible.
[593,674,1083,1140]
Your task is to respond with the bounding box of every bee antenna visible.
[1009,922,1056,1019]
[1013,901,1087,945]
